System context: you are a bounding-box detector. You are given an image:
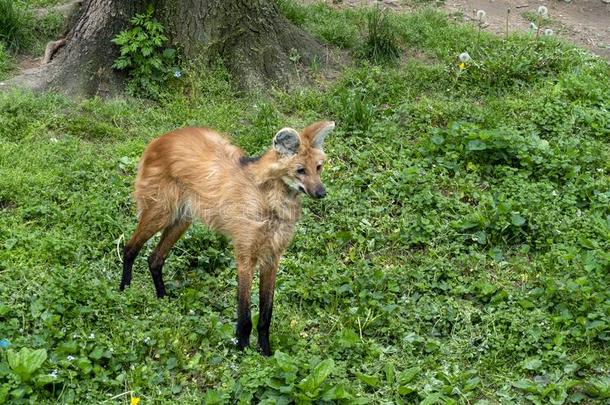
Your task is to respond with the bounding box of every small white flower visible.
[88,333,95,339]
[459,52,471,62]
[143,337,151,344]
[49,370,58,378]
[576,209,582,217]
[188,309,195,315]
[544,28,554,36]
[476,10,486,20]
[530,22,538,30]
[174,70,182,78]
[50,137,59,143]
[537,5,548,17]
[551,190,558,196]
[66,355,75,361]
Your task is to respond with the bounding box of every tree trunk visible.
[11,0,324,97]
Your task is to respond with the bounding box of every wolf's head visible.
[272,121,335,199]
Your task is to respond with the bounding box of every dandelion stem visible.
[505,8,511,39]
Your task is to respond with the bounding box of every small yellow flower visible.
[131,397,141,405]
[459,62,466,70]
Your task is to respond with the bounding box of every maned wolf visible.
[119,121,335,355]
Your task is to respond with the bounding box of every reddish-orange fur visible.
[120,121,335,355]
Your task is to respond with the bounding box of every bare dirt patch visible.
[444,0,610,60]
[304,0,610,60]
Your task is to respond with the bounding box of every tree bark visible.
[10,0,324,97]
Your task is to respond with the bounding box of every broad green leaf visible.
[522,357,543,371]
[7,348,47,382]
[511,213,526,226]
[274,351,298,373]
[76,357,92,374]
[578,237,597,249]
[513,379,538,393]
[467,139,487,151]
[398,385,415,395]
[384,363,395,385]
[463,377,481,392]
[420,392,443,405]
[399,367,421,384]
[203,389,225,404]
[355,372,380,388]
[518,299,535,309]
[297,359,334,393]
[473,231,487,244]
[34,373,56,387]
[322,384,353,401]
[431,134,444,145]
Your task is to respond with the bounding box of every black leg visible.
[236,297,252,350]
[148,253,166,298]
[146,220,191,299]
[257,299,273,356]
[120,244,141,291]
[236,254,254,350]
[257,258,278,356]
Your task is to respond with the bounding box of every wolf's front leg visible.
[236,254,255,350]
[257,255,280,356]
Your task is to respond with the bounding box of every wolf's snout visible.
[313,185,326,199]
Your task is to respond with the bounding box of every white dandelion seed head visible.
[530,22,538,30]
[537,5,548,17]
[544,28,554,36]
[459,52,471,62]
[476,9,486,20]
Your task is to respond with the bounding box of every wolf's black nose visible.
[313,185,326,199]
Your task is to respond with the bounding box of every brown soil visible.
[305,0,610,61]
[444,0,610,60]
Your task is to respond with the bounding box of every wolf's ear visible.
[311,121,335,150]
[273,128,301,156]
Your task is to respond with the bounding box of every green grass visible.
[0,43,12,80]
[0,0,64,57]
[25,0,66,6]
[1,5,610,404]
[0,0,35,52]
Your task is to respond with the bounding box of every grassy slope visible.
[1,4,610,404]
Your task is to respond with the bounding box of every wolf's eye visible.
[296,167,307,175]
[316,164,322,172]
